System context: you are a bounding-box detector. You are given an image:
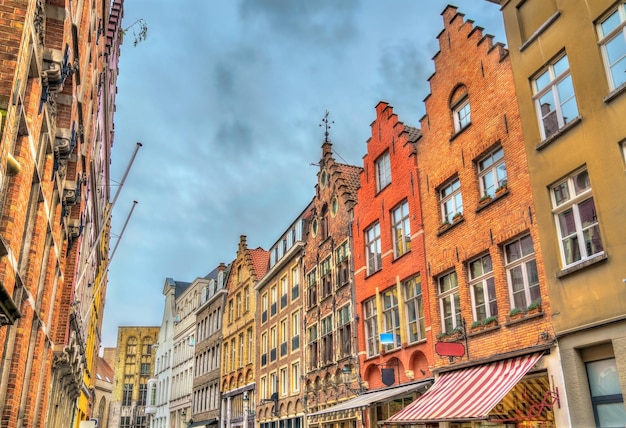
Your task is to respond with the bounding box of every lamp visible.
[340,365,364,396]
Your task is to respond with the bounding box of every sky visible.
[101,0,507,349]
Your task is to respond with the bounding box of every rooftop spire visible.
[319,110,334,144]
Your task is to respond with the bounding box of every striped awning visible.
[308,380,432,418]
[386,353,543,423]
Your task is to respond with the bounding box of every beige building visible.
[255,203,311,428]
[109,326,160,428]
[491,1,626,426]
[221,236,269,428]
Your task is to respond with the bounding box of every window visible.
[261,333,268,367]
[375,151,391,191]
[392,200,411,258]
[281,276,288,308]
[337,304,352,358]
[291,310,300,350]
[244,286,249,312]
[505,235,540,310]
[270,326,277,362]
[247,327,253,364]
[439,178,463,223]
[478,147,507,198]
[452,95,471,132]
[140,363,150,375]
[533,53,579,139]
[224,342,229,371]
[291,265,300,299]
[280,367,288,396]
[320,256,332,298]
[280,318,288,357]
[438,271,461,333]
[260,376,267,401]
[365,222,382,275]
[363,297,379,358]
[335,241,350,287]
[382,288,401,351]
[236,293,242,318]
[120,417,131,428]
[586,358,626,426]
[228,300,234,324]
[403,275,425,344]
[239,333,244,366]
[551,168,603,267]
[271,285,278,316]
[123,384,133,406]
[138,383,148,406]
[262,293,268,323]
[231,338,236,369]
[291,362,300,392]
[598,5,626,90]
[468,254,497,322]
[307,324,318,369]
[306,268,317,308]
[320,315,333,365]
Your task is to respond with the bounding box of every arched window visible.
[450,84,470,132]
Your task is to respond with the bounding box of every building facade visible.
[221,235,269,428]
[349,101,432,427]
[109,326,159,428]
[255,203,311,428]
[94,356,115,428]
[0,0,124,426]
[302,127,363,428]
[493,0,626,426]
[192,263,230,428]
[388,6,564,426]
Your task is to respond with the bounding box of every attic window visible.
[450,85,470,132]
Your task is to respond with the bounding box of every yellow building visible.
[109,326,160,428]
[221,236,269,428]
[492,1,626,425]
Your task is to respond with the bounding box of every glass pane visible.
[561,97,579,125]
[520,235,535,256]
[574,170,590,194]
[558,209,577,237]
[540,108,559,138]
[587,359,622,396]
[610,55,626,88]
[597,402,626,427]
[579,197,597,227]
[553,181,570,206]
[496,163,507,185]
[606,33,626,65]
[470,259,484,279]
[505,241,521,263]
[583,224,604,257]
[562,235,581,264]
[482,172,495,197]
[553,55,570,76]
[535,69,551,92]
[600,11,621,37]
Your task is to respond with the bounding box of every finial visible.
[319,110,334,143]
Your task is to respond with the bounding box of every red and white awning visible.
[386,353,543,423]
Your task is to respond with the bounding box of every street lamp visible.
[242,392,249,428]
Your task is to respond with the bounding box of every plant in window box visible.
[509,307,523,321]
[495,183,508,197]
[452,212,464,223]
[482,316,498,328]
[438,220,451,233]
[478,194,492,207]
[526,299,542,315]
[470,320,484,332]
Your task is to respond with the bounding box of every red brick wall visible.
[418,6,552,369]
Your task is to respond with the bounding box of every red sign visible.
[435,341,465,357]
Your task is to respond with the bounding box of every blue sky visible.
[101,0,506,349]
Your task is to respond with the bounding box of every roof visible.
[335,162,363,201]
[404,125,421,142]
[249,247,270,279]
[96,356,114,383]
[174,280,192,298]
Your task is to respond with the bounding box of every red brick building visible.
[349,101,432,426]
[303,122,362,428]
[388,7,563,426]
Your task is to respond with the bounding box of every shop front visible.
[386,353,560,427]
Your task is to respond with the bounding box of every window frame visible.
[381,288,401,351]
[375,151,392,192]
[504,234,540,310]
[477,146,507,198]
[363,297,379,358]
[403,275,425,344]
[439,178,463,224]
[365,221,382,275]
[468,254,497,322]
[452,96,471,132]
[551,167,604,268]
[391,200,411,258]
[438,270,461,333]
[597,4,626,91]
[532,53,579,140]
[336,304,352,358]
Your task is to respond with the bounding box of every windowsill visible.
[376,183,391,196]
[449,122,472,142]
[555,252,608,279]
[475,188,509,213]
[505,310,544,327]
[365,268,382,280]
[391,249,411,263]
[535,116,582,151]
[437,216,465,236]
[403,338,427,349]
[520,10,561,52]
[318,236,331,247]
[603,82,626,104]
[468,323,501,337]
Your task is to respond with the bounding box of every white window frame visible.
[375,151,391,192]
[478,147,507,198]
[532,53,579,140]
[551,168,603,267]
[597,4,626,91]
[504,235,540,310]
[468,254,497,322]
[381,288,401,351]
[291,361,300,393]
[403,275,425,344]
[452,96,471,132]
[439,178,463,223]
[392,200,411,258]
[365,222,382,275]
[438,271,461,333]
[280,366,288,397]
[363,297,379,358]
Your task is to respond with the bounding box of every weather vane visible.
[319,110,334,143]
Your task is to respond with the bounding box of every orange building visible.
[388,7,564,427]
